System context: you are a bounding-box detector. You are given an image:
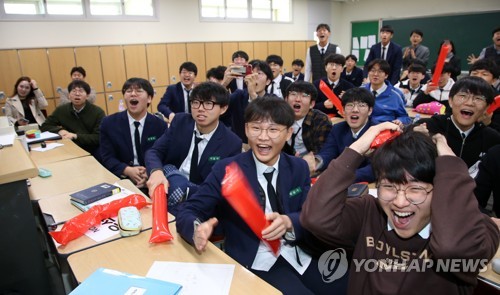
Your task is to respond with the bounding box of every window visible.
[0,0,157,20]
[200,0,291,22]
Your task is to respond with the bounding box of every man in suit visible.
[100,78,167,188]
[284,59,305,82]
[266,54,294,99]
[304,23,342,82]
[146,82,242,214]
[176,97,347,295]
[402,29,430,71]
[157,61,198,123]
[303,87,376,182]
[313,53,355,117]
[364,25,403,85]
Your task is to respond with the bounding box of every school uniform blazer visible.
[363,42,403,85]
[228,78,247,93]
[176,150,311,268]
[100,111,167,177]
[284,72,305,81]
[313,77,355,116]
[144,113,242,181]
[157,82,186,118]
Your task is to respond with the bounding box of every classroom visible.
[1,0,500,294]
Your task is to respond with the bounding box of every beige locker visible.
[238,42,254,60]
[294,41,309,64]
[100,46,126,93]
[47,47,76,98]
[104,90,124,116]
[0,50,22,97]
[75,47,105,93]
[222,42,239,64]
[146,44,169,87]
[94,93,108,115]
[204,42,223,70]
[123,44,148,80]
[18,49,54,98]
[186,43,206,82]
[44,98,57,116]
[281,41,295,73]
[253,42,268,61]
[267,41,282,57]
[166,43,187,85]
[151,86,165,114]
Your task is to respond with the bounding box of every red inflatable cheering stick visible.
[370,129,402,149]
[221,162,280,255]
[319,80,344,117]
[149,184,174,243]
[487,95,500,115]
[431,42,451,86]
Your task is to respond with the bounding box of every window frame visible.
[0,0,160,21]
[199,0,292,23]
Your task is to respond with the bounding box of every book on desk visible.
[70,183,121,205]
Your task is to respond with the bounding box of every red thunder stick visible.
[319,80,344,117]
[431,43,451,86]
[486,95,500,115]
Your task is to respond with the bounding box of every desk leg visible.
[0,180,52,295]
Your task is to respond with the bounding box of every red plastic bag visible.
[319,80,344,117]
[221,162,280,255]
[149,184,174,243]
[50,194,148,246]
[370,129,401,149]
[487,95,500,115]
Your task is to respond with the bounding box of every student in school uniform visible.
[313,53,355,117]
[100,78,167,188]
[395,63,426,107]
[157,61,198,123]
[475,145,500,217]
[340,54,364,87]
[176,97,348,295]
[226,50,250,93]
[284,59,305,82]
[305,23,342,82]
[146,82,242,214]
[413,63,455,113]
[266,54,294,99]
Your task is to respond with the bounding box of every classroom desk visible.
[68,225,281,295]
[40,179,154,256]
[30,138,89,165]
[29,155,120,201]
[0,140,52,294]
[479,246,500,288]
[406,107,432,119]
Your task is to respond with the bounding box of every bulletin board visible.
[351,20,379,66]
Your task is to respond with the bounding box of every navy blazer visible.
[340,66,364,87]
[316,120,375,183]
[100,111,167,176]
[228,78,247,94]
[313,78,355,116]
[284,72,305,82]
[144,113,242,182]
[363,42,403,85]
[176,151,311,268]
[227,89,251,143]
[157,82,187,117]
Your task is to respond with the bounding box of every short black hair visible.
[266,54,284,67]
[284,81,318,102]
[316,23,330,32]
[345,54,358,62]
[492,27,500,36]
[250,60,274,82]
[408,63,427,75]
[409,29,423,38]
[372,128,437,185]
[190,81,229,107]
[341,87,375,108]
[292,59,304,67]
[179,62,198,76]
[232,50,249,62]
[438,40,456,55]
[70,66,86,77]
[244,96,294,128]
[380,25,394,34]
[367,59,391,75]
[324,53,346,67]
[122,77,154,97]
[449,76,495,105]
[469,59,500,79]
[67,80,91,94]
[206,66,227,81]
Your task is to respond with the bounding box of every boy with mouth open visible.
[301,123,499,295]
[415,76,500,175]
[176,97,347,294]
[305,23,341,82]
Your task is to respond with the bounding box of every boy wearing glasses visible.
[283,81,332,156]
[301,124,499,294]
[100,78,167,188]
[176,97,347,294]
[416,76,500,174]
[146,82,242,214]
[158,61,198,123]
[303,88,376,182]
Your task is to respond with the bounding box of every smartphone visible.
[231,64,252,76]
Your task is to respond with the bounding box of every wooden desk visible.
[0,140,52,294]
[40,179,154,256]
[29,156,119,201]
[68,225,281,295]
[30,139,89,165]
[479,247,500,288]
[406,107,432,120]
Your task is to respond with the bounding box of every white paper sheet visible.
[0,133,15,146]
[364,49,370,62]
[351,50,359,60]
[147,262,235,295]
[360,36,368,49]
[352,37,359,49]
[26,131,61,143]
[31,142,64,152]
[368,35,377,48]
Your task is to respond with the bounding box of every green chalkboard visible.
[383,11,500,71]
[351,20,379,66]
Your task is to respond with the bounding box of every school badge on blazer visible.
[208,156,221,164]
[289,187,302,198]
[147,136,157,142]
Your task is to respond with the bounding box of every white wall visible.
[0,0,498,52]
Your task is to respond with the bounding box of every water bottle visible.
[413,113,421,124]
[118,99,126,112]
